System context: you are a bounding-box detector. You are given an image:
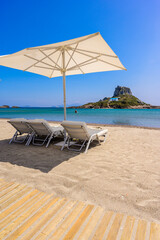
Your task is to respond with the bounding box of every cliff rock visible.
[113,86,132,97]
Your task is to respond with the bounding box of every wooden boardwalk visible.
[0,178,160,240]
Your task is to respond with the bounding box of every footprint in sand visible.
[136,182,149,192]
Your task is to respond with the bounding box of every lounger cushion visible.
[61,121,90,140]
[27,119,53,135]
[61,121,87,128]
[87,128,108,136]
[9,118,26,122]
[8,118,32,134]
[61,121,108,141]
[28,119,63,136]
[87,128,108,140]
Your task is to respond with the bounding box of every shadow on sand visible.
[0,138,82,173]
[0,138,98,173]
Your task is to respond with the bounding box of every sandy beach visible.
[0,119,160,223]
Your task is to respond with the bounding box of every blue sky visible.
[0,0,160,107]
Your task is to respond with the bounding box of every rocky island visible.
[69,86,160,109]
[0,105,20,108]
[0,105,10,108]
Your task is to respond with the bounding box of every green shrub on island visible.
[78,95,146,109]
[109,95,144,109]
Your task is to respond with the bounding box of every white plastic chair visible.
[27,119,64,147]
[8,118,33,144]
[61,121,108,153]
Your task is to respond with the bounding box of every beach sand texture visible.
[0,119,160,223]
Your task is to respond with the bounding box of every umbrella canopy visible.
[0,32,126,119]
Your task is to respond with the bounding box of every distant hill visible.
[69,86,160,109]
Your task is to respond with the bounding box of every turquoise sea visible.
[0,108,160,128]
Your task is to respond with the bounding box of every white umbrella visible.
[0,32,126,119]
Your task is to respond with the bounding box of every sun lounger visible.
[8,118,33,144]
[27,119,64,147]
[61,121,108,153]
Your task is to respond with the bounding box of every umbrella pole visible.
[62,71,66,120]
[62,49,66,120]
